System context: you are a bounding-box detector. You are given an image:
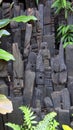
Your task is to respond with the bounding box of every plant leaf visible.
[63,0,66,8]
[0,19,10,29]
[0,29,10,38]
[5,123,21,130]
[0,49,15,61]
[36,0,39,5]
[12,15,37,23]
[0,94,13,114]
[0,0,3,4]
[62,125,72,130]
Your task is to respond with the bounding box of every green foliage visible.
[0,94,13,114]
[35,112,59,130]
[0,49,15,61]
[0,15,37,29]
[0,15,37,61]
[57,25,73,48]
[19,106,37,130]
[12,15,37,23]
[5,123,21,130]
[35,0,39,5]
[51,0,73,19]
[0,29,10,38]
[62,125,72,130]
[5,106,59,130]
[0,19,11,29]
[0,0,3,4]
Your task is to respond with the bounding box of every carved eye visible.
[40,76,42,79]
[32,65,34,68]
[42,46,45,49]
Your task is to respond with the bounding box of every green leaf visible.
[62,125,72,130]
[0,29,10,38]
[57,25,64,31]
[61,34,67,42]
[35,112,58,130]
[5,123,21,130]
[51,0,59,8]
[0,19,10,29]
[0,94,13,114]
[65,9,68,19]
[0,0,3,4]
[0,49,15,61]
[12,15,37,23]
[63,42,71,48]
[63,0,66,8]
[36,0,39,5]
[19,106,37,129]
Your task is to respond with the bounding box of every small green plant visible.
[0,1,37,113]
[5,106,59,130]
[57,24,73,48]
[19,106,37,130]
[51,0,73,19]
[35,111,59,130]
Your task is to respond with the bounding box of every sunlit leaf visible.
[5,123,21,130]
[0,19,10,29]
[0,0,3,4]
[0,94,13,114]
[0,29,10,38]
[12,15,37,23]
[0,49,15,61]
[63,0,66,8]
[36,0,39,5]
[62,125,72,130]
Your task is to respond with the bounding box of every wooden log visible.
[0,60,7,77]
[12,43,24,96]
[13,78,23,96]
[2,2,12,18]
[43,1,51,25]
[38,4,44,32]
[24,23,32,57]
[25,0,30,8]
[43,34,55,57]
[10,5,21,29]
[23,70,35,106]
[8,96,23,125]
[0,115,4,130]
[61,88,70,110]
[12,28,21,48]
[51,91,61,108]
[0,79,8,96]
[12,43,23,78]
[35,9,42,49]
[59,40,66,71]
[43,24,51,35]
[14,5,20,17]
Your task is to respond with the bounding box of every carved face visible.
[36,72,44,85]
[28,52,36,64]
[40,42,48,50]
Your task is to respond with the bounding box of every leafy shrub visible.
[0,14,37,61]
[51,0,73,19]
[5,106,59,130]
[57,24,73,48]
